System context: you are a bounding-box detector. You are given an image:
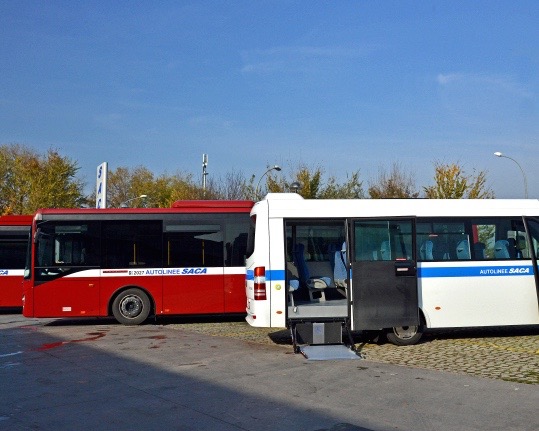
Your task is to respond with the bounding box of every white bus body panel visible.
[419,261,539,328]
[257,194,539,219]
[245,200,271,326]
[246,194,539,329]
[268,217,286,328]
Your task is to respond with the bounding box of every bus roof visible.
[257,193,539,218]
[171,200,254,210]
[34,200,254,218]
[0,215,33,226]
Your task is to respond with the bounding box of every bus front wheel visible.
[112,288,151,325]
[385,325,423,346]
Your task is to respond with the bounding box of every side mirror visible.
[33,228,41,243]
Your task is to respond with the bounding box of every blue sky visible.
[1,1,538,198]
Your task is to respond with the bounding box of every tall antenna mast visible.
[202,153,208,196]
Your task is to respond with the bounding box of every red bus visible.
[0,215,32,308]
[22,201,253,324]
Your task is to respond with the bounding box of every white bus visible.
[245,194,539,349]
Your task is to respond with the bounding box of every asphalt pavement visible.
[0,313,537,431]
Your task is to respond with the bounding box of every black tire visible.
[385,325,423,346]
[360,330,383,344]
[112,288,151,325]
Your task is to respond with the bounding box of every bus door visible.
[162,223,225,314]
[523,217,539,306]
[351,218,419,330]
[33,222,101,317]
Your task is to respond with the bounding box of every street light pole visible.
[255,165,282,198]
[120,194,148,208]
[493,152,528,198]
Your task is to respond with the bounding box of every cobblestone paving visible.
[168,319,539,385]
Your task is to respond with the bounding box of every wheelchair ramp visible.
[299,344,362,361]
[290,320,361,359]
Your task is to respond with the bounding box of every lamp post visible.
[290,181,301,193]
[255,165,281,198]
[493,152,528,198]
[120,194,148,208]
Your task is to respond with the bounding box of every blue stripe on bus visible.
[248,266,535,281]
[246,269,286,281]
[268,270,286,281]
[418,265,534,278]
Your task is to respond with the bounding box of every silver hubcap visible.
[119,295,143,318]
[393,326,418,340]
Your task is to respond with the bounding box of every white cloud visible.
[436,72,532,99]
[241,45,373,74]
[187,115,234,129]
[436,73,463,85]
[93,113,124,128]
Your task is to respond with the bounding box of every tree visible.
[0,144,85,215]
[424,161,494,199]
[105,166,202,208]
[368,162,419,198]
[317,171,364,199]
[262,163,364,199]
[206,170,250,200]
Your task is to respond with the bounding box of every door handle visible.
[394,260,416,276]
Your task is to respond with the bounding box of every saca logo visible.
[509,267,530,274]
[181,268,208,275]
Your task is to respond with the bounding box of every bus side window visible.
[473,218,530,260]
[524,218,539,259]
[103,221,162,268]
[416,219,468,261]
[225,216,250,266]
[165,224,223,267]
[0,235,27,269]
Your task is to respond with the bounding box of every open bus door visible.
[350,218,419,336]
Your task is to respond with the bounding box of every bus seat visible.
[420,240,434,260]
[494,240,510,259]
[288,279,300,310]
[434,241,451,260]
[380,241,391,260]
[293,243,330,302]
[506,238,518,258]
[308,230,323,261]
[334,242,347,289]
[456,239,470,260]
[286,262,300,310]
[474,242,486,259]
[327,243,339,271]
[515,235,528,258]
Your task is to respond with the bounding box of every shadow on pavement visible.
[0,319,380,431]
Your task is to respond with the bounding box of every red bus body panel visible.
[23,202,252,319]
[0,275,26,307]
[0,215,32,308]
[33,271,101,317]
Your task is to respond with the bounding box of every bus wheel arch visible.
[110,286,153,325]
[385,310,426,346]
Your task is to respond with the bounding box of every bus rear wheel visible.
[112,288,151,325]
[385,325,423,346]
